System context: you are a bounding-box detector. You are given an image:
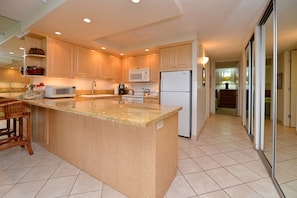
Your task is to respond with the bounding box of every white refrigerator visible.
[160,71,191,137]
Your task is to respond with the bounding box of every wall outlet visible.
[157,120,163,130]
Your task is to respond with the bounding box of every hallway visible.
[0,114,280,197]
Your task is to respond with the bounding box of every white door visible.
[161,91,191,137]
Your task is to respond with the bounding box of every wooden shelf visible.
[24,54,46,58]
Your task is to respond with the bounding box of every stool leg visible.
[25,113,33,155]
[19,117,25,147]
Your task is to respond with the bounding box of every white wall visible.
[192,40,208,139]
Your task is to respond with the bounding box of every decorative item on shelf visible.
[26,66,44,75]
[28,48,45,55]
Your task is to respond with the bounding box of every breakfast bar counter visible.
[23,97,180,127]
[21,97,181,198]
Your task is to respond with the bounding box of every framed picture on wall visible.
[277,73,282,89]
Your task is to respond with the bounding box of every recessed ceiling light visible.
[101,47,106,50]
[145,48,150,52]
[9,51,14,55]
[83,18,91,23]
[55,31,62,35]
[131,0,140,3]
[120,53,124,56]
[19,47,24,50]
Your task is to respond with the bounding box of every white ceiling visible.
[0,0,270,65]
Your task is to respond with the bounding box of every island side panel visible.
[156,113,178,198]
[30,105,49,150]
[46,109,178,198]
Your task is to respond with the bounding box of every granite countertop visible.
[19,97,181,127]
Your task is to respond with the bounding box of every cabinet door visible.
[159,47,175,70]
[99,53,115,80]
[137,55,150,68]
[175,44,192,69]
[121,58,129,83]
[126,57,138,69]
[144,98,159,104]
[114,56,122,83]
[149,54,160,82]
[74,46,99,78]
[47,38,74,78]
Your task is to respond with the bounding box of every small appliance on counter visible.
[119,83,126,95]
[44,86,76,98]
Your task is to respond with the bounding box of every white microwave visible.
[129,68,150,82]
[44,86,76,98]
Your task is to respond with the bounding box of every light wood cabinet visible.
[74,46,99,78]
[122,53,159,82]
[121,58,129,83]
[149,54,160,82]
[11,69,30,83]
[0,68,29,83]
[126,57,138,69]
[144,97,159,104]
[137,55,150,68]
[113,56,122,83]
[99,53,114,80]
[160,43,192,71]
[126,55,150,69]
[47,38,74,78]
[98,53,121,81]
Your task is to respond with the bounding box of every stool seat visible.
[0,98,33,155]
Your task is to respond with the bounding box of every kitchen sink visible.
[80,94,115,98]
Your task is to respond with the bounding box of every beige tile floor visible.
[0,114,280,198]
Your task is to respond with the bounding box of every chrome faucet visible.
[91,80,96,95]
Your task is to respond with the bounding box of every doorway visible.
[290,49,297,127]
[215,61,239,116]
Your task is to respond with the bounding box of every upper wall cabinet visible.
[23,34,47,76]
[121,53,159,83]
[47,38,74,78]
[149,54,159,82]
[74,46,99,78]
[74,46,121,81]
[159,43,192,71]
[99,53,121,82]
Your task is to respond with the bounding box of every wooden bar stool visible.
[0,100,33,155]
[0,98,15,136]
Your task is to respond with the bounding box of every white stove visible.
[122,95,144,103]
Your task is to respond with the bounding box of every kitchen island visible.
[23,98,181,198]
